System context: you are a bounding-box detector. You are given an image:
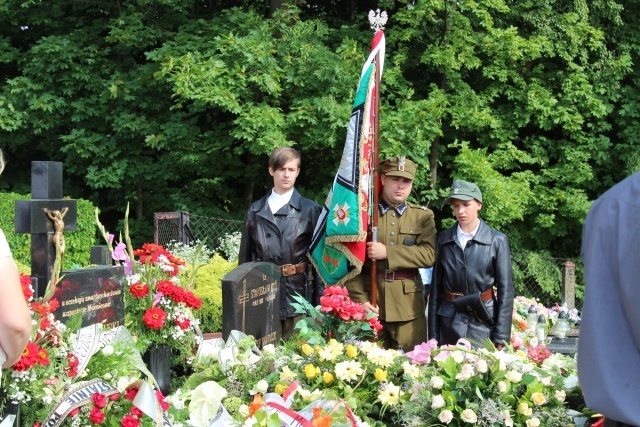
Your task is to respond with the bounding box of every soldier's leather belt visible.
[279,262,307,277]
[444,288,493,303]
[376,269,418,282]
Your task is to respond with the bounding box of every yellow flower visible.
[301,343,314,356]
[346,344,358,358]
[323,372,334,384]
[274,383,288,395]
[374,368,387,382]
[304,364,321,379]
[531,392,547,406]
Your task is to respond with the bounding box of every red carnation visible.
[155,390,170,411]
[129,282,149,298]
[125,387,139,401]
[121,415,141,427]
[92,393,108,409]
[89,407,105,424]
[143,307,167,329]
[130,407,143,417]
[68,407,80,417]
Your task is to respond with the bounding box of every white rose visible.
[526,418,541,427]
[455,364,476,381]
[430,376,444,389]
[497,381,508,393]
[507,370,523,383]
[541,376,552,386]
[244,416,258,427]
[438,410,454,424]
[531,392,546,406]
[238,405,250,417]
[101,345,114,356]
[555,390,566,402]
[431,394,446,409]
[250,379,269,395]
[460,409,478,424]
[476,359,488,373]
[518,402,532,416]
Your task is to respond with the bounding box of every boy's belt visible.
[279,262,307,276]
[444,288,494,302]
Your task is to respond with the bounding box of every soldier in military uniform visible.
[345,156,437,351]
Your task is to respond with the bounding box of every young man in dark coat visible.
[239,147,323,339]
[428,180,514,349]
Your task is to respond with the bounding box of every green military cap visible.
[380,156,417,180]
[444,180,483,204]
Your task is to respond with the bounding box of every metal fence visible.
[154,212,243,259]
[154,212,583,310]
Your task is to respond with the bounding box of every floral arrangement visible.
[292,285,383,344]
[1,273,70,415]
[396,339,581,427]
[95,207,204,365]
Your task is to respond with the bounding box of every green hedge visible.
[192,254,237,333]
[0,192,98,270]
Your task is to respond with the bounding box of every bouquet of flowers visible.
[394,338,580,427]
[95,207,204,364]
[292,285,383,345]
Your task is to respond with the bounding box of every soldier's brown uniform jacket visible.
[346,200,437,333]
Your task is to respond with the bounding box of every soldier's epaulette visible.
[407,202,430,211]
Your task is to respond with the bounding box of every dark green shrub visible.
[192,254,237,333]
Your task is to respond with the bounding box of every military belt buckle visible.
[384,269,395,282]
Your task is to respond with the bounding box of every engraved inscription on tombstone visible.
[53,266,125,329]
[222,262,280,348]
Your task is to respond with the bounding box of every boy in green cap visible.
[428,180,514,349]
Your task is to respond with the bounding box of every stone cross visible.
[15,161,77,298]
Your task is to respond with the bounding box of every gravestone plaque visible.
[222,262,280,348]
[53,266,125,329]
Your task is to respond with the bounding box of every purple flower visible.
[112,242,128,261]
[108,233,114,245]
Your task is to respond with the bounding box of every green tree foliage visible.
[0,0,637,265]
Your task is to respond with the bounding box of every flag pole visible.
[370,51,381,308]
[368,9,386,308]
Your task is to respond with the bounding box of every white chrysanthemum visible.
[334,360,364,382]
[317,339,344,362]
[367,346,396,367]
[262,344,276,355]
[357,341,376,354]
[378,382,402,405]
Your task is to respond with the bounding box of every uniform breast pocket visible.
[400,225,422,246]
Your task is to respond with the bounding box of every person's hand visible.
[367,241,387,261]
[363,302,379,316]
[495,343,504,351]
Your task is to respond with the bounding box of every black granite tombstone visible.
[222,262,281,348]
[547,337,579,354]
[53,266,125,329]
[14,161,77,298]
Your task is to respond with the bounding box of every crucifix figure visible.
[15,162,77,297]
[44,207,69,261]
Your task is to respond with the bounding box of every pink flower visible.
[406,339,438,365]
[511,334,525,350]
[112,242,128,262]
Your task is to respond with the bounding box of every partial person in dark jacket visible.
[428,180,514,349]
[239,147,323,339]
